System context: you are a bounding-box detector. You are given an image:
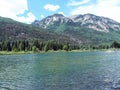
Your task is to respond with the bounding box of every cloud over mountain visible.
[68,0,120,22]
[0,0,36,23]
[44,4,60,11]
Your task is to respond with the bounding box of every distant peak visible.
[52,13,64,17]
[84,13,95,16]
[69,13,95,19]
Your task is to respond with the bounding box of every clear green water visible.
[0,51,120,90]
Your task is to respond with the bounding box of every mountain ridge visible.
[0,13,120,45]
[33,13,120,33]
[0,16,78,45]
[32,13,120,44]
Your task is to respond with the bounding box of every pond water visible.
[0,51,120,90]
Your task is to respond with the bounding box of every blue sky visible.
[27,0,71,19]
[0,0,120,23]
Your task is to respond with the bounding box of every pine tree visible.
[63,44,69,51]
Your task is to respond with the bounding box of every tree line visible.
[0,40,119,52]
[0,40,70,52]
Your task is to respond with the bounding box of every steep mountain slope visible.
[33,13,120,32]
[33,14,72,29]
[69,14,120,32]
[33,14,74,33]
[32,13,120,44]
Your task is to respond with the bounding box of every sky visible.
[0,0,120,24]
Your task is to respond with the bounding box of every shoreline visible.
[0,49,119,55]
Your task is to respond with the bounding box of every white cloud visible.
[68,0,90,6]
[44,4,60,11]
[69,0,120,22]
[16,12,36,24]
[0,0,36,23]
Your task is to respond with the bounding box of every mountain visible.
[33,13,120,32]
[32,13,120,44]
[0,16,77,44]
[1,13,120,45]
[69,14,120,32]
[33,14,73,29]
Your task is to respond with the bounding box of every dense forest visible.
[0,40,119,52]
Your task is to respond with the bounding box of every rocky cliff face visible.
[33,14,72,28]
[69,14,120,32]
[33,13,120,33]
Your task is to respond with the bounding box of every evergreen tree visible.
[63,44,69,51]
[19,41,25,51]
[32,46,38,52]
[12,41,19,51]
[43,44,49,52]
[111,41,120,48]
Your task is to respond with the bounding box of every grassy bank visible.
[0,48,119,55]
[0,50,70,55]
[0,51,33,55]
